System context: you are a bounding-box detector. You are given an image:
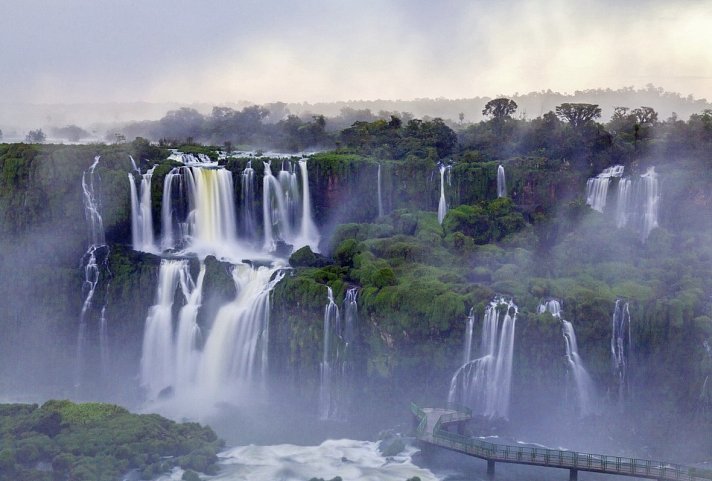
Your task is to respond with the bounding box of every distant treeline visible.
[103,96,712,174]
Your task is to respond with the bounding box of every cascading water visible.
[320,287,341,420]
[448,298,517,419]
[377,163,384,217]
[241,161,258,242]
[611,300,632,406]
[129,162,157,253]
[262,159,320,253]
[161,167,183,251]
[76,156,109,388]
[437,164,450,224]
[539,299,596,416]
[298,159,320,252]
[585,165,624,213]
[587,165,660,241]
[497,164,507,198]
[701,340,711,417]
[463,308,475,365]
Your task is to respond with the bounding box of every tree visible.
[631,106,658,126]
[555,103,601,128]
[482,98,518,120]
[25,129,46,143]
[51,124,89,142]
[0,129,3,141]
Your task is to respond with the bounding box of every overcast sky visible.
[2,0,712,104]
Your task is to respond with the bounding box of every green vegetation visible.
[0,400,222,481]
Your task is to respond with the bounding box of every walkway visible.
[411,403,712,481]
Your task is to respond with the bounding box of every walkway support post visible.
[487,460,495,480]
[569,469,578,481]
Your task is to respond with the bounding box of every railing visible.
[411,404,709,481]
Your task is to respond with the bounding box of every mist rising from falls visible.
[497,164,507,198]
[586,165,660,241]
[448,298,517,419]
[611,300,632,407]
[76,156,109,388]
[320,287,340,420]
[129,162,157,253]
[539,300,597,417]
[437,164,450,225]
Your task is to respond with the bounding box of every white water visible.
[497,164,507,198]
[201,440,438,481]
[320,287,341,420]
[463,308,475,366]
[437,164,450,224]
[76,156,108,387]
[448,298,517,419]
[611,300,632,406]
[240,161,258,242]
[129,162,157,253]
[140,260,284,409]
[161,168,182,251]
[538,300,597,417]
[585,165,624,213]
[377,163,384,217]
[587,165,660,241]
[262,160,320,253]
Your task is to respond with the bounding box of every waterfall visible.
[611,300,632,406]
[140,260,283,403]
[377,164,384,217]
[161,168,182,251]
[241,161,258,242]
[562,320,596,417]
[185,166,238,247]
[198,264,283,398]
[448,298,517,419]
[261,160,320,253]
[701,340,712,417]
[539,299,596,416]
[463,308,475,366]
[587,165,660,241]
[140,260,187,400]
[497,165,507,198]
[298,159,320,252]
[437,164,450,224]
[320,287,341,420]
[129,163,157,253]
[585,165,624,213]
[537,299,561,318]
[76,156,108,388]
[640,167,660,241]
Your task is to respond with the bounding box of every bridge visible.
[411,403,712,481]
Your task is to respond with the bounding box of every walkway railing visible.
[411,403,712,481]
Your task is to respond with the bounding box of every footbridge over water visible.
[411,403,712,481]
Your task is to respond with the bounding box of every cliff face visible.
[0,143,710,447]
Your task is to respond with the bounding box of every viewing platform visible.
[411,403,712,481]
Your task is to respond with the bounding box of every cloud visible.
[1,0,711,104]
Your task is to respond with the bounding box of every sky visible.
[2,0,712,104]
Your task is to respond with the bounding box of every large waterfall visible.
[437,164,450,225]
[320,287,341,420]
[538,300,597,417]
[611,300,632,406]
[448,298,517,419]
[76,156,109,387]
[586,165,660,241]
[139,259,284,405]
[132,153,328,413]
[497,164,507,198]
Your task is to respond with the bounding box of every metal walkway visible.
[411,403,712,481]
